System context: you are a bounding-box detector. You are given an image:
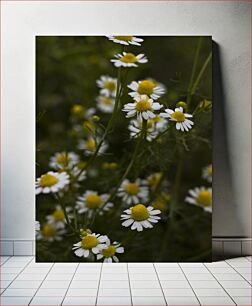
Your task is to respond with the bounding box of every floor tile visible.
[70,280,99,288]
[228,261,251,268]
[128,267,155,273]
[0,296,32,305]
[62,296,96,305]
[1,288,37,296]
[131,288,163,296]
[163,288,195,296]
[165,296,200,305]
[74,274,100,281]
[1,274,17,281]
[181,267,209,274]
[160,280,191,288]
[96,296,131,305]
[130,280,160,289]
[189,280,221,288]
[66,288,98,296]
[225,288,252,296]
[46,273,73,281]
[99,281,129,288]
[8,280,42,289]
[241,273,252,283]
[184,273,215,280]
[158,273,186,281]
[8,256,33,262]
[35,287,67,296]
[98,288,130,297]
[155,267,182,273]
[193,288,228,296]
[1,267,23,274]
[22,267,50,274]
[132,296,166,305]
[0,280,12,288]
[214,273,245,281]
[16,273,46,281]
[207,267,236,274]
[30,296,64,305]
[101,273,128,280]
[198,296,236,305]
[40,280,71,288]
[3,261,27,268]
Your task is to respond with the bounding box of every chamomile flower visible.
[128,79,166,100]
[111,52,148,68]
[117,178,149,205]
[35,171,70,195]
[46,205,73,229]
[123,95,163,120]
[76,190,113,217]
[97,239,124,263]
[78,137,108,156]
[96,96,115,113]
[96,76,117,97]
[147,172,162,188]
[49,152,79,170]
[72,233,109,258]
[185,187,212,213]
[160,107,193,132]
[151,115,169,132]
[72,161,87,182]
[202,164,212,183]
[36,223,66,242]
[128,118,158,142]
[121,204,161,232]
[107,35,143,46]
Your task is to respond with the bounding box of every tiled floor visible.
[0,256,251,305]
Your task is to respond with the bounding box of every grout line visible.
[203,263,238,305]
[177,263,202,306]
[153,263,168,306]
[0,255,34,297]
[28,259,55,305]
[225,260,252,286]
[61,262,79,305]
[95,263,103,306]
[126,263,133,306]
[0,255,12,266]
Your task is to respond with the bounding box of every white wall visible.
[1,1,250,241]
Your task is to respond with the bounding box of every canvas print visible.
[36,36,212,262]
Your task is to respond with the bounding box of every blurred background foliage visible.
[36,36,212,262]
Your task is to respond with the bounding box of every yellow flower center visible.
[81,235,99,249]
[135,98,152,112]
[83,121,95,133]
[39,174,59,187]
[148,173,162,187]
[208,165,212,176]
[86,138,96,151]
[138,80,155,95]
[176,101,187,109]
[197,191,212,206]
[52,209,65,221]
[101,245,116,257]
[124,183,139,195]
[171,111,185,122]
[56,154,71,165]
[77,161,87,170]
[104,81,116,92]
[153,115,161,123]
[114,36,133,41]
[71,104,84,114]
[42,224,56,237]
[131,204,150,221]
[121,53,138,63]
[102,162,118,170]
[153,200,166,211]
[85,194,102,209]
[101,97,113,106]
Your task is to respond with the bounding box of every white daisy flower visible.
[35,171,70,195]
[76,190,113,217]
[185,187,212,213]
[46,205,73,229]
[97,239,124,263]
[78,137,108,156]
[128,119,158,142]
[150,114,168,132]
[36,223,66,242]
[107,35,143,46]
[72,233,109,258]
[160,106,193,132]
[96,96,115,113]
[49,152,79,170]
[35,221,40,231]
[121,204,161,232]
[111,52,148,68]
[202,164,212,183]
[123,95,163,121]
[96,75,117,97]
[128,79,166,100]
[117,178,149,205]
[72,162,87,182]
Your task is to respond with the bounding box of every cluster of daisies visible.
[36,36,212,262]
